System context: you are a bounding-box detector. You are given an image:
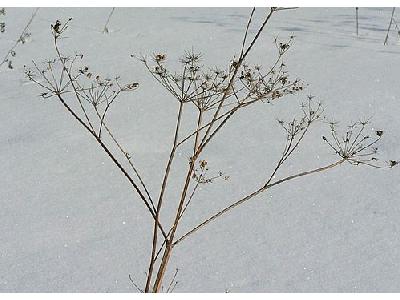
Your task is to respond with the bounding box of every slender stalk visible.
[177,108,235,147]
[199,8,276,148]
[152,147,197,292]
[150,8,282,292]
[173,117,312,248]
[96,111,156,212]
[173,158,346,246]
[0,7,39,68]
[144,101,184,292]
[55,93,167,237]
[239,8,256,58]
[166,268,179,293]
[50,27,160,225]
[53,35,95,133]
[384,7,396,45]
[193,109,203,155]
[356,7,359,36]
[103,7,115,33]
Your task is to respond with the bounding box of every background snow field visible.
[1,7,400,292]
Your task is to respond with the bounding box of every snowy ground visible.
[1,7,400,292]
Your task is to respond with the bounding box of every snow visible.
[0,7,400,292]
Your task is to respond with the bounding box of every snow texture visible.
[0,7,400,292]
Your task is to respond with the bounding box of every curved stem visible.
[56,93,167,238]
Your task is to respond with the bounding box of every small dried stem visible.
[55,92,166,237]
[144,101,184,292]
[166,268,179,293]
[173,158,345,246]
[198,8,276,148]
[384,7,396,45]
[0,7,39,68]
[103,7,115,33]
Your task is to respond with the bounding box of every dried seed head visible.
[155,53,166,62]
[52,20,61,34]
[122,82,139,91]
[199,159,208,171]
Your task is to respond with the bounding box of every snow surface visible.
[1,7,400,292]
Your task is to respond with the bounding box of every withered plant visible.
[0,7,39,70]
[355,7,359,36]
[26,7,396,292]
[384,7,399,45]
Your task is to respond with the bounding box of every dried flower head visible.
[154,53,166,62]
[322,119,384,168]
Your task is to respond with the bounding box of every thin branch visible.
[356,7,359,36]
[145,101,184,293]
[55,93,167,238]
[173,158,345,246]
[166,268,179,293]
[198,8,276,148]
[384,7,396,45]
[239,8,256,59]
[103,7,115,33]
[128,274,144,293]
[53,35,96,132]
[0,7,39,68]
[150,8,299,292]
[93,110,156,212]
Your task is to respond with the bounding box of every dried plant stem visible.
[46,28,164,234]
[199,8,275,148]
[173,117,314,248]
[177,108,233,147]
[55,92,167,237]
[0,7,39,68]
[152,163,195,292]
[166,268,179,293]
[45,25,166,236]
[53,39,95,132]
[149,8,281,292]
[198,103,240,152]
[96,113,156,212]
[356,7,359,36]
[384,7,396,45]
[27,7,390,293]
[239,8,276,65]
[103,7,115,33]
[180,182,199,220]
[89,100,154,208]
[239,8,255,58]
[193,109,203,154]
[177,93,276,148]
[174,158,346,246]
[129,274,144,293]
[145,101,184,292]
